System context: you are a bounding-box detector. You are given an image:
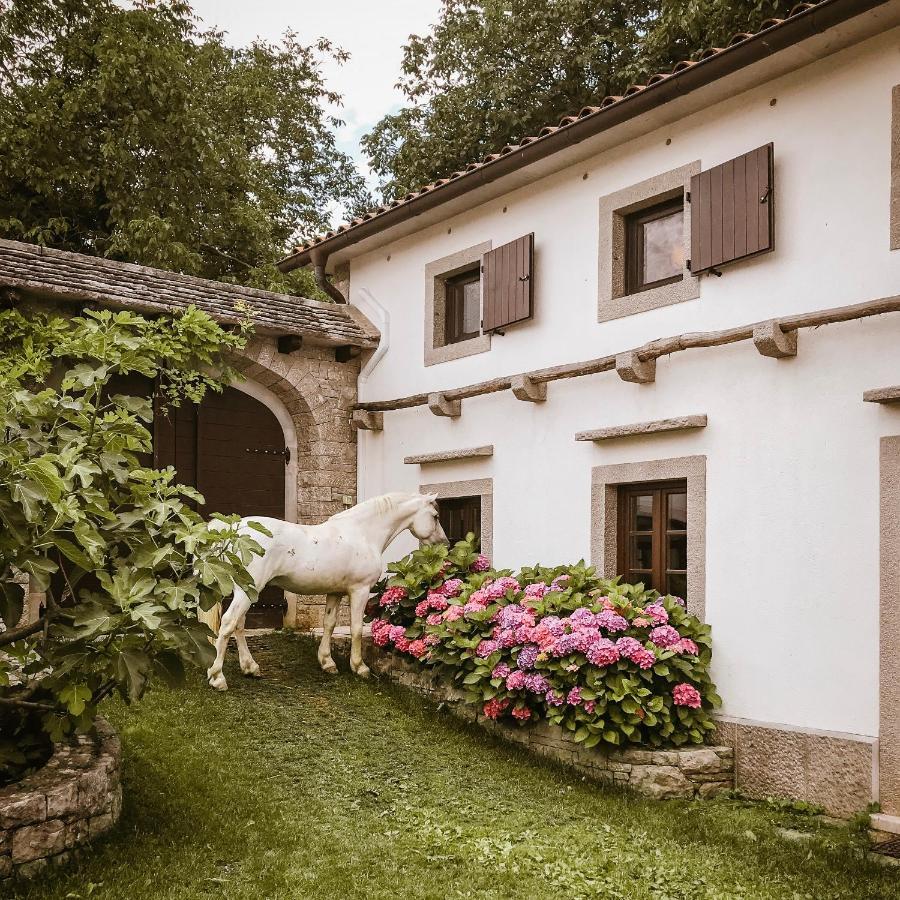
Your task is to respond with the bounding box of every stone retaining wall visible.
[336,637,734,800]
[0,718,122,881]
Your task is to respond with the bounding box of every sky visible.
[188,0,443,191]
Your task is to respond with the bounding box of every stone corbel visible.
[616,351,656,384]
[350,409,383,431]
[511,374,547,402]
[428,392,461,417]
[753,320,797,358]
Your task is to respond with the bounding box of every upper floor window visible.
[444,266,481,344]
[625,196,685,295]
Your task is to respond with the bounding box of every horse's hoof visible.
[319,659,338,675]
[208,673,228,691]
[241,662,262,678]
[353,664,371,679]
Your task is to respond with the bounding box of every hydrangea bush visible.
[366,539,721,748]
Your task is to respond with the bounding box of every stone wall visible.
[0,718,122,881]
[335,637,734,800]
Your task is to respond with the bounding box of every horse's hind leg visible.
[235,613,261,677]
[317,592,342,674]
[207,587,254,691]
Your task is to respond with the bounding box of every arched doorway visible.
[155,384,291,628]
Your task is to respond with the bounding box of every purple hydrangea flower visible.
[649,625,681,648]
[596,610,629,633]
[545,689,565,707]
[476,639,499,658]
[524,672,550,694]
[517,644,540,670]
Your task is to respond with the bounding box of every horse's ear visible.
[425,493,439,505]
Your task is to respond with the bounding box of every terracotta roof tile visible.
[285,0,838,262]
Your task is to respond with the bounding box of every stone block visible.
[0,854,12,878]
[0,794,46,829]
[677,749,725,774]
[629,766,693,800]
[697,781,731,799]
[78,769,108,812]
[45,779,80,820]
[88,812,115,840]
[12,819,66,863]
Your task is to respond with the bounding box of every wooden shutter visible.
[481,233,534,333]
[689,144,773,275]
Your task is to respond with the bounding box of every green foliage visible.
[362,0,794,201]
[369,539,721,749]
[0,304,265,782]
[0,0,369,294]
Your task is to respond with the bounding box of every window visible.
[437,495,481,548]
[617,480,688,599]
[625,196,685,295]
[444,267,481,345]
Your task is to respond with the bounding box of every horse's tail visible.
[198,603,222,637]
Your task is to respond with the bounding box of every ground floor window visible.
[437,495,482,548]
[617,480,688,598]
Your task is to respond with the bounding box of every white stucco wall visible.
[349,29,900,739]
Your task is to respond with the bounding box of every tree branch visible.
[0,695,55,711]
[0,616,47,647]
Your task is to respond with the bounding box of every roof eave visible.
[277,0,894,273]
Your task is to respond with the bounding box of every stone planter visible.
[330,635,734,800]
[0,717,122,881]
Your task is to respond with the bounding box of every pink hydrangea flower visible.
[424,634,439,647]
[415,600,430,617]
[549,574,570,591]
[583,699,597,715]
[615,636,643,657]
[632,648,656,669]
[497,629,519,649]
[645,604,669,624]
[492,662,511,679]
[673,683,702,708]
[524,673,550,693]
[505,670,526,690]
[545,689,565,707]
[371,621,391,647]
[483,697,510,719]
[524,582,548,599]
[649,625,681,648]
[379,586,407,607]
[470,555,491,573]
[566,686,582,706]
[442,578,464,597]
[476,639,499,658]
[426,613,443,626]
[394,636,411,653]
[388,625,406,643]
[633,617,650,628]
[511,705,531,721]
[596,610,628,633]
[676,638,699,656]
[407,639,428,658]
[586,638,620,667]
[444,605,465,622]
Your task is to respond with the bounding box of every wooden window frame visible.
[437,494,482,548]
[624,196,685,295]
[616,479,688,597]
[444,266,481,345]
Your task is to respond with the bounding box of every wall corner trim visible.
[404,445,494,465]
[576,415,707,443]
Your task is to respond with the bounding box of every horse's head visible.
[408,493,447,546]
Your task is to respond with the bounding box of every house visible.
[277,0,900,821]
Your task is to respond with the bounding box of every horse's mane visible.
[330,492,425,520]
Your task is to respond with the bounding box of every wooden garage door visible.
[156,386,288,628]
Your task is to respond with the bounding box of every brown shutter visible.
[481,233,534,333]
[689,144,773,275]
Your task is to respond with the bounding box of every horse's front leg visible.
[348,586,371,679]
[317,592,342,674]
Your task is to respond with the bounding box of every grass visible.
[10,632,900,900]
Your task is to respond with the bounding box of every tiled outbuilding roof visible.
[279,0,876,271]
[0,239,377,347]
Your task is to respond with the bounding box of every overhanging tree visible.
[0,303,265,783]
[362,0,794,202]
[0,0,368,293]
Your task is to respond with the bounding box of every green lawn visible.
[11,633,900,900]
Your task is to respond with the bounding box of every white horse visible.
[206,492,447,690]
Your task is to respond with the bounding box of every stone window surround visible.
[424,241,492,367]
[420,477,493,560]
[598,161,701,323]
[590,455,706,621]
[878,435,900,824]
[891,85,900,251]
